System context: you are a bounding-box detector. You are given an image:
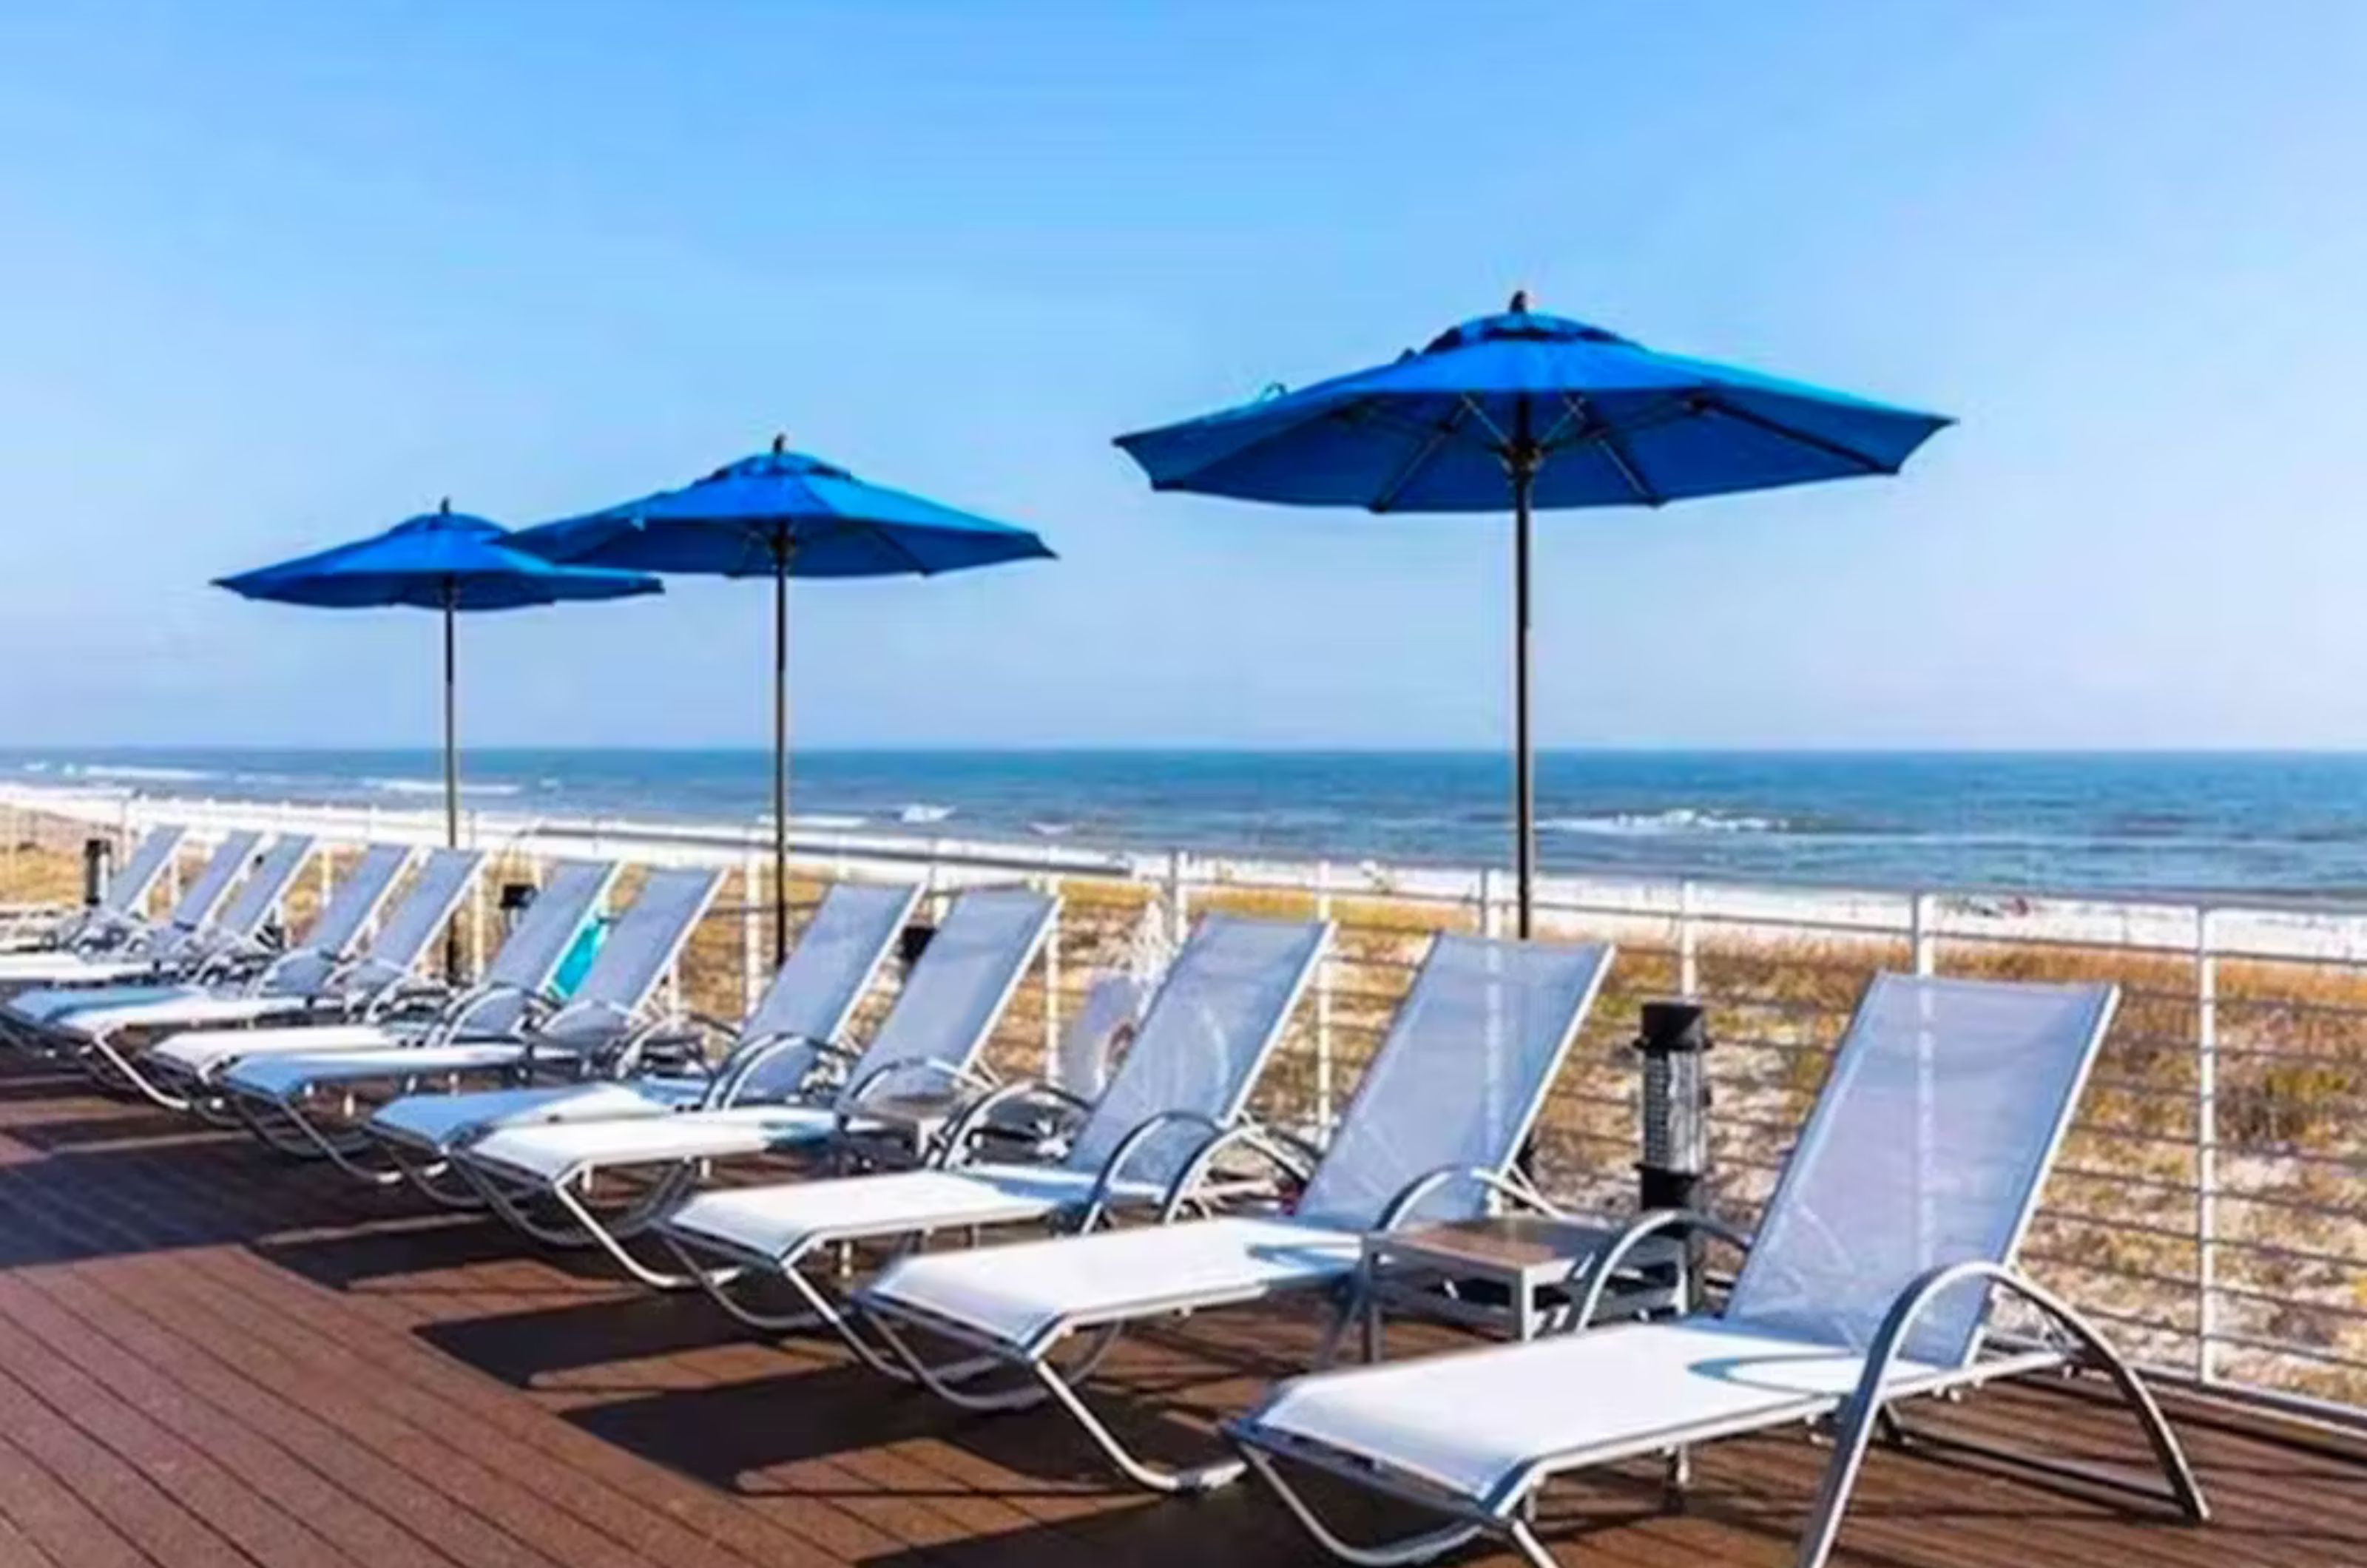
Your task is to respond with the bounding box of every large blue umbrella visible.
[215,501,663,846]
[1116,293,1952,934]
[513,439,1054,960]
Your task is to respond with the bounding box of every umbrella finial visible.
[1508,288,1532,314]
[438,496,452,515]
[771,433,788,456]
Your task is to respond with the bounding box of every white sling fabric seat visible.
[159,856,608,1084]
[851,932,1615,1496]
[0,831,266,992]
[222,862,715,1106]
[660,913,1330,1348]
[0,825,185,954]
[130,847,484,1088]
[43,842,415,1041]
[449,887,1059,1287]
[1229,974,2210,1568]
[365,878,918,1158]
[459,887,1056,1185]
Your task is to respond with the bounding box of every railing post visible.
[1165,848,1188,936]
[1677,878,1700,997]
[1314,859,1335,1134]
[2195,905,2218,1385]
[740,850,763,1013]
[1040,876,1061,1078]
[1479,867,1502,940]
[1910,891,1937,976]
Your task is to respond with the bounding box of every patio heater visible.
[1635,999,1713,1211]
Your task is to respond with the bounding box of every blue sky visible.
[1,1,2362,751]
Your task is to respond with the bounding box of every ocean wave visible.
[365,776,523,798]
[1028,821,1074,837]
[70,763,218,783]
[1542,808,1786,837]
[898,803,956,825]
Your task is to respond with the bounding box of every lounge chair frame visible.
[854,934,1615,1496]
[659,914,1331,1374]
[1227,977,2211,1568]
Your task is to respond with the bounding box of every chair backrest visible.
[731,880,919,1096]
[1056,973,1147,1098]
[300,844,413,957]
[1723,973,2116,1369]
[354,847,484,981]
[828,888,1056,1107]
[1061,914,1328,1186]
[1292,934,1613,1232]
[263,843,413,997]
[209,834,314,947]
[163,831,263,934]
[479,860,618,993]
[536,865,723,1050]
[102,826,185,916]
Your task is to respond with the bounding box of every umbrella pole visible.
[1510,440,1541,940]
[442,586,462,979]
[771,547,790,970]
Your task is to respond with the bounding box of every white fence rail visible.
[7,783,2366,1427]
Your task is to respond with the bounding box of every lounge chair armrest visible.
[928,1078,1095,1168]
[605,1011,714,1080]
[1374,1163,1565,1235]
[705,1032,834,1109]
[1564,1207,1755,1331]
[1150,1118,1316,1224]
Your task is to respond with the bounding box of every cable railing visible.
[8,782,2366,1426]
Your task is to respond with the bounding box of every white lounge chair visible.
[171,857,615,1079]
[0,825,186,953]
[853,932,1615,1496]
[660,912,1329,1370]
[218,862,717,1177]
[365,877,919,1198]
[71,846,485,1110]
[35,842,411,1038]
[0,829,267,995]
[1227,973,2208,1568]
[449,886,1058,1288]
[2,831,323,1039]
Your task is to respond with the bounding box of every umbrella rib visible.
[1553,393,1664,507]
[1693,394,1895,473]
[1366,402,1476,513]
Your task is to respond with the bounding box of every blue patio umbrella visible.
[215,501,663,846]
[1116,293,1953,935]
[513,439,1054,961]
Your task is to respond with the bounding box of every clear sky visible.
[1,1,2362,751]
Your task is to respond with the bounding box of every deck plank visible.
[0,1052,2361,1568]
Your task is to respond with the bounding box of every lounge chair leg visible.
[1664,1444,1691,1507]
[1235,1444,1488,1567]
[83,1030,196,1111]
[1027,1353,1246,1495]
[234,1094,402,1183]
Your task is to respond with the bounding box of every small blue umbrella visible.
[513,439,1054,959]
[216,501,663,846]
[1116,293,1953,934]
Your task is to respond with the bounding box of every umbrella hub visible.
[1424,308,1633,355]
[706,448,854,484]
[388,508,506,539]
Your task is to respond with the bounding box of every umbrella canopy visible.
[1115,294,1952,933]
[215,501,663,845]
[513,439,1054,962]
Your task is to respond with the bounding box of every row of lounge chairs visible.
[0,823,2212,1568]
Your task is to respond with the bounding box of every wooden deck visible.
[1,1052,2363,1568]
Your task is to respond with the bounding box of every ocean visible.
[4,748,2365,898]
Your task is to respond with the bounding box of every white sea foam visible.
[898,803,955,824]
[1541,808,1785,837]
[365,776,523,798]
[1027,821,1073,837]
[74,764,217,783]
